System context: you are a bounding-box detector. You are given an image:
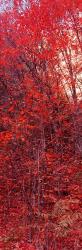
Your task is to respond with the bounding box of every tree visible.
[0,1,82,249]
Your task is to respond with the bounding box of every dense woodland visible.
[0,0,82,249]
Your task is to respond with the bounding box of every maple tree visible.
[0,0,82,249]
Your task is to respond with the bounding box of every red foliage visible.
[0,0,82,249]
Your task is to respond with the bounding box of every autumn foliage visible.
[0,0,82,249]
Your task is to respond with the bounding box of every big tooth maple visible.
[0,0,82,249]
